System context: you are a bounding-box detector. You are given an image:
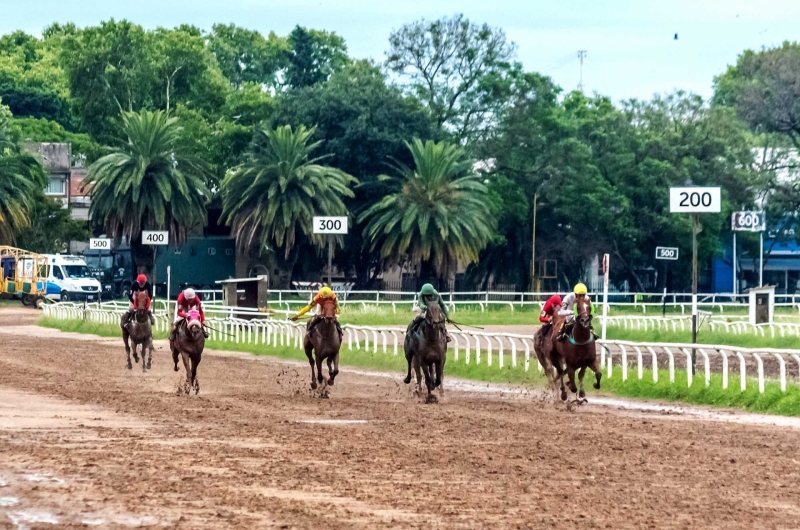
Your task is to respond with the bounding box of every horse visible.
[304,298,341,389]
[550,297,602,402]
[403,300,447,403]
[120,290,154,372]
[533,318,559,393]
[171,308,205,395]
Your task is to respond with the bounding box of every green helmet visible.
[420,283,436,295]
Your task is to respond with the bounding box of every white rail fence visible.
[599,315,800,337]
[42,302,800,396]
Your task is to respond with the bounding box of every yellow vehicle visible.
[0,246,48,307]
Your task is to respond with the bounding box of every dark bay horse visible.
[551,297,602,402]
[171,308,205,395]
[403,300,447,403]
[304,299,341,389]
[120,290,153,371]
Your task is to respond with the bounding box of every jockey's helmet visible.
[551,295,562,305]
[319,286,333,298]
[420,283,436,295]
[184,288,196,300]
[573,283,588,295]
[137,274,147,284]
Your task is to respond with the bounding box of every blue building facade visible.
[712,232,800,294]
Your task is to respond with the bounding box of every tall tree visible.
[0,99,47,244]
[387,14,516,143]
[208,24,288,89]
[359,139,495,284]
[84,109,211,274]
[284,26,350,88]
[220,125,356,284]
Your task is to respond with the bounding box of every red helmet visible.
[551,295,562,305]
[137,274,147,283]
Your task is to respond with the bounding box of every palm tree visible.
[84,109,211,274]
[220,125,357,279]
[359,138,496,282]
[0,111,47,245]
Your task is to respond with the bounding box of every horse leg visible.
[577,366,587,399]
[305,338,317,390]
[146,340,153,370]
[122,331,132,370]
[172,344,180,372]
[590,356,602,390]
[180,351,192,395]
[191,355,200,395]
[413,355,423,394]
[403,344,414,385]
[327,353,339,385]
[566,366,578,394]
[315,354,324,385]
[436,357,445,398]
[421,361,435,401]
[553,359,567,402]
[140,342,147,372]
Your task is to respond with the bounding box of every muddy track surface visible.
[1,307,800,529]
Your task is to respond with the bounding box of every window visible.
[63,265,91,278]
[45,176,66,196]
[208,248,216,256]
[52,267,64,280]
[225,248,234,256]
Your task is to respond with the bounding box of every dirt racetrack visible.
[1,307,800,529]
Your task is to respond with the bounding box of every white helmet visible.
[184,288,196,300]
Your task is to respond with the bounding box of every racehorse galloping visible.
[171,308,205,395]
[551,297,601,402]
[534,322,559,393]
[404,300,447,403]
[304,298,341,389]
[120,290,154,371]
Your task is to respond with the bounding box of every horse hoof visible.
[317,376,324,384]
[331,369,339,378]
[425,394,438,404]
[403,376,411,385]
[593,383,600,390]
[126,362,132,370]
[560,390,568,401]
[311,381,318,390]
[173,365,179,372]
[327,379,335,386]
[579,389,586,398]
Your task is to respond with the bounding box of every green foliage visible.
[14,195,90,253]
[10,117,102,162]
[359,139,496,279]
[221,124,357,258]
[208,24,289,88]
[285,26,350,88]
[0,98,48,244]
[84,109,211,272]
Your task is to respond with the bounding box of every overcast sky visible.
[1,0,797,101]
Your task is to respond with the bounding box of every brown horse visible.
[533,319,559,392]
[120,290,153,371]
[171,308,205,395]
[304,299,341,389]
[403,300,447,403]
[550,297,602,402]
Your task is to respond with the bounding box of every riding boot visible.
[202,326,209,339]
[123,309,134,328]
[557,323,568,342]
[148,310,155,326]
[168,325,177,342]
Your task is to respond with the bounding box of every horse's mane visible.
[319,298,337,317]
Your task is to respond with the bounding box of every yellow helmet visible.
[574,283,588,295]
[319,286,333,298]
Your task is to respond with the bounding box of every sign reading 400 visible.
[142,230,169,245]
[313,216,348,234]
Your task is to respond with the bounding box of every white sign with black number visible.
[669,187,721,213]
[142,231,169,245]
[655,247,679,260]
[89,238,112,250]
[313,216,348,234]
[731,211,766,232]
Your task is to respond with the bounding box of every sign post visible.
[312,216,348,287]
[731,211,766,291]
[142,230,169,306]
[655,246,679,318]
[670,186,721,373]
[601,254,609,341]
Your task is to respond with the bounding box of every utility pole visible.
[577,50,587,92]
[530,193,538,292]
[691,215,700,374]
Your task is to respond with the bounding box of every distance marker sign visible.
[669,187,721,213]
[313,216,348,234]
[89,238,111,250]
[142,231,169,245]
[655,247,679,260]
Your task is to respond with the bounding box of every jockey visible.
[408,283,452,341]
[538,294,562,333]
[169,288,208,341]
[125,274,155,326]
[291,286,343,339]
[556,283,596,341]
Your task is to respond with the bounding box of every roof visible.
[215,276,268,285]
